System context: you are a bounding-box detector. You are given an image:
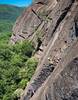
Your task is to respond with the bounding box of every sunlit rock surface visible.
[10,0,78,100]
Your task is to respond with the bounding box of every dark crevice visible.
[19,34,25,39]
[52,10,68,34]
[28,33,34,38]
[13,33,16,36]
[75,21,78,37]
[31,9,43,22]
[52,0,75,35]
[36,38,42,51]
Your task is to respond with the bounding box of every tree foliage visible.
[0,40,38,100]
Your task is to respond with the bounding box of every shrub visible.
[18,79,28,89]
[21,40,34,57]
[11,54,23,67]
[25,57,38,80]
[12,88,23,99]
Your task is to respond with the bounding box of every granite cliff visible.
[11,0,78,100]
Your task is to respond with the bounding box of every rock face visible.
[33,0,48,4]
[11,0,78,100]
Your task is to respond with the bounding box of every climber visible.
[48,57,50,61]
[48,57,54,65]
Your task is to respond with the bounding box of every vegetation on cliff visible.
[0,41,38,100]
